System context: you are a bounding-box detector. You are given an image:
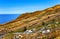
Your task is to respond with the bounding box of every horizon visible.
[0,0,60,24]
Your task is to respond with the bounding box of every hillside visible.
[0,4,60,39]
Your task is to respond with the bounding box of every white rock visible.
[42,29,50,34]
[19,35,23,37]
[24,30,33,34]
[56,22,59,24]
[42,30,46,34]
[47,29,50,33]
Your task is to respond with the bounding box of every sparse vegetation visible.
[0,5,60,39]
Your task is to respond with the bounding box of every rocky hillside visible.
[0,4,60,39]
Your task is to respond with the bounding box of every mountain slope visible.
[0,4,60,39]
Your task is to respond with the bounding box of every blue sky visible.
[0,0,60,14]
[0,0,60,24]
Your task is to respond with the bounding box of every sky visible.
[0,0,60,14]
[0,0,60,24]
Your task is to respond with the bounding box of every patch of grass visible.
[3,33,14,39]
